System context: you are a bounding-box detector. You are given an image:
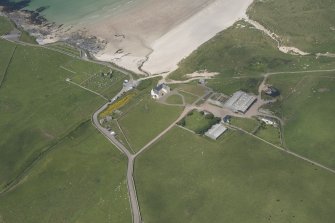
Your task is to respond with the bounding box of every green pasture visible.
[135,127,335,223]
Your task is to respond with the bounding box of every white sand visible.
[141,0,254,74]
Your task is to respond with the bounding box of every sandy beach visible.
[141,0,254,74]
[7,0,254,75]
[92,0,254,74]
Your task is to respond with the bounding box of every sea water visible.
[23,0,139,25]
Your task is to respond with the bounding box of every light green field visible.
[172,83,207,97]
[249,0,335,53]
[178,91,199,105]
[165,94,184,105]
[0,122,131,223]
[135,127,335,223]
[118,96,183,152]
[19,30,37,44]
[255,125,281,146]
[230,117,260,133]
[266,72,335,168]
[47,42,81,57]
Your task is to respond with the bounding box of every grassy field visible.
[118,96,183,152]
[178,91,199,105]
[255,125,281,146]
[230,117,260,132]
[249,0,335,53]
[0,122,131,223]
[47,42,81,57]
[266,72,335,168]
[171,83,207,97]
[181,110,219,134]
[0,38,127,190]
[19,30,37,44]
[135,127,335,223]
[165,94,184,105]
[0,16,13,35]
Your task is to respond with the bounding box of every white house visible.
[151,83,171,99]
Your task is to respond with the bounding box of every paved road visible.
[92,98,141,223]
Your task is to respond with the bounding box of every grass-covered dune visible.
[169,21,335,95]
[249,0,335,53]
[135,127,335,223]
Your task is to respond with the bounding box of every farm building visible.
[224,91,257,113]
[151,83,171,99]
[205,123,228,140]
[263,85,280,97]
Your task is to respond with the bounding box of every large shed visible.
[205,123,228,140]
[224,91,257,113]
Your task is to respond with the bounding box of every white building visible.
[151,83,171,99]
[224,91,257,113]
[259,117,277,127]
[205,123,228,140]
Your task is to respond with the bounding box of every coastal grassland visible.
[255,125,281,146]
[0,40,125,190]
[165,94,183,105]
[0,16,13,35]
[118,95,183,152]
[266,72,335,168]
[171,82,207,97]
[209,76,262,95]
[178,91,198,104]
[169,21,335,94]
[135,127,335,223]
[0,122,131,223]
[47,42,81,57]
[19,30,37,44]
[248,0,335,53]
[230,117,259,132]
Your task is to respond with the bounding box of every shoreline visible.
[1,0,255,75]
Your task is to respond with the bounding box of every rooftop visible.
[205,123,227,140]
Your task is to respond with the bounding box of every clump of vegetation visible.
[179,110,220,134]
[99,93,135,118]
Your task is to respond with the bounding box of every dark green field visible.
[135,127,335,223]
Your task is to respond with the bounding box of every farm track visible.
[0,45,16,89]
